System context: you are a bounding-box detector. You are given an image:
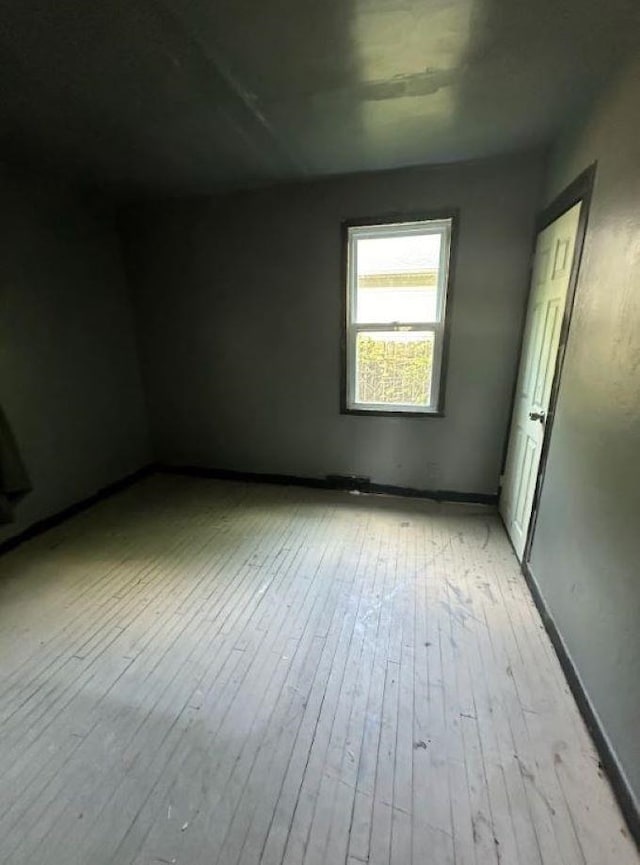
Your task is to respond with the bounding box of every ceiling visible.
[0,0,638,196]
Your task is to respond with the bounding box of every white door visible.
[500,202,582,560]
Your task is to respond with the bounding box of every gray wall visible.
[0,167,150,542]
[530,57,640,807]
[124,153,543,494]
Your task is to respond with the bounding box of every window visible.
[343,215,455,415]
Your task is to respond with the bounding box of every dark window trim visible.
[340,208,459,418]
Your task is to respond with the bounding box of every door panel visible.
[533,298,561,406]
[500,202,582,560]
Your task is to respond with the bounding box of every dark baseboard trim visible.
[158,463,498,506]
[0,461,495,560]
[521,559,640,850]
[0,464,157,558]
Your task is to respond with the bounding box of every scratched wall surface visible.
[530,56,640,808]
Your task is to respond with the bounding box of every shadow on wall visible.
[0,406,31,524]
[450,0,638,156]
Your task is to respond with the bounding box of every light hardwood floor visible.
[0,475,636,865]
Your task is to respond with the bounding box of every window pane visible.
[355,233,442,323]
[355,331,435,407]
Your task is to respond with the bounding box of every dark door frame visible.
[501,162,597,564]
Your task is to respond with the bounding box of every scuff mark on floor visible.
[515,754,557,816]
[482,522,492,550]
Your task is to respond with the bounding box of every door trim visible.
[501,163,597,564]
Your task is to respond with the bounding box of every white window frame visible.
[344,216,454,415]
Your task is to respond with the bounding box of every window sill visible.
[341,407,445,418]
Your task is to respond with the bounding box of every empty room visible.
[0,0,639,863]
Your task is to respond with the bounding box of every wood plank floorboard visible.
[0,475,636,865]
